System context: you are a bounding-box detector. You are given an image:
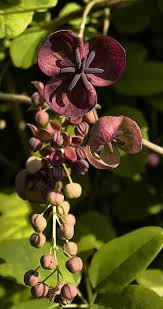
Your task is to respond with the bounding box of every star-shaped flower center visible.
[60,48,104,91]
[96,130,125,156]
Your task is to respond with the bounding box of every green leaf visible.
[0,191,32,242]
[11,298,59,309]
[0,238,80,286]
[108,105,148,178]
[0,0,57,13]
[0,12,33,38]
[89,227,163,293]
[137,269,163,296]
[100,285,163,309]
[112,0,155,33]
[74,211,116,252]
[59,2,81,17]
[10,28,48,68]
[115,42,163,96]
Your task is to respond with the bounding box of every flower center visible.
[60,48,104,91]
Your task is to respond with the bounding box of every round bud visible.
[26,156,42,174]
[62,214,76,226]
[30,233,46,248]
[64,183,82,199]
[24,269,40,287]
[66,256,83,273]
[35,110,49,126]
[59,223,74,240]
[31,282,49,298]
[31,214,47,233]
[63,242,78,256]
[61,283,77,300]
[40,254,58,270]
[46,191,64,206]
[57,201,70,216]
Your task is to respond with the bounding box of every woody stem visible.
[142,138,163,155]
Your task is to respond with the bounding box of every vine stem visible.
[79,0,103,39]
[142,138,163,155]
[0,91,31,104]
[103,7,110,35]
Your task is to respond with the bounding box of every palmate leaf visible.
[10,28,48,68]
[10,298,60,309]
[0,0,57,38]
[89,227,163,293]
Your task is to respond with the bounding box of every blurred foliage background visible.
[0,0,163,308]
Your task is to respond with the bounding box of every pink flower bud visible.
[46,191,64,206]
[64,183,82,199]
[31,214,47,233]
[31,282,49,298]
[57,201,70,216]
[24,269,40,287]
[62,214,76,226]
[35,110,49,126]
[59,223,74,240]
[63,242,78,256]
[40,254,58,270]
[66,256,83,273]
[61,283,77,300]
[26,156,42,174]
[30,233,46,248]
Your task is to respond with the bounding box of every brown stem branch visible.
[43,0,136,30]
[0,92,31,104]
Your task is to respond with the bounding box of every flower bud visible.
[24,269,40,287]
[58,295,71,305]
[146,153,160,168]
[31,282,49,298]
[30,233,46,248]
[62,214,76,226]
[75,122,89,137]
[26,156,42,174]
[64,183,82,199]
[31,214,47,233]
[29,137,42,151]
[57,201,70,216]
[84,110,96,124]
[66,256,83,273]
[59,223,74,240]
[46,191,64,206]
[63,242,78,256]
[61,283,77,300]
[35,110,49,126]
[40,254,58,270]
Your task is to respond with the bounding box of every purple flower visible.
[37,30,126,117]
[86,116,142,169]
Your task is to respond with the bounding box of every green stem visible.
[103,7,110,34]
[52,206,57,257]
[79,0,103,39]
[63,163,73,183]
[41,204,51,215]
[42,269,57,283]
[142,138,163,155]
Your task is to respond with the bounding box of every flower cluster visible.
[15,30,142,306]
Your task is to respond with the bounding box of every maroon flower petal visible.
[86,144,120,169]
[86,36,126,87]
[45,76,97,117]
[37,30,86,76]
[117,116,142,154]
[88,116,124,146]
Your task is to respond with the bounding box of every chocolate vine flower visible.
[86,116,142,169]
[37,30,126,117]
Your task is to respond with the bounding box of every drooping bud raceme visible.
[86,116,142,169]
